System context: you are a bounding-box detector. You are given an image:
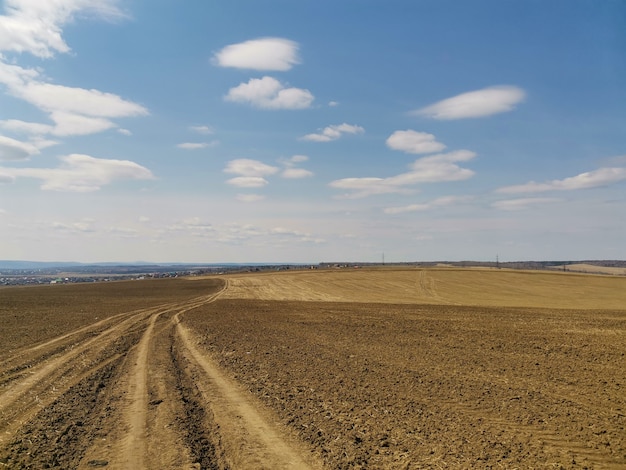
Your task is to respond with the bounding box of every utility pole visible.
[496,254,500,269]
[382,252,385,266]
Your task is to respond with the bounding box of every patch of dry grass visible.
[221,268,626,309]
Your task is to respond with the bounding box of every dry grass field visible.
[221,267,626,309]
[548,264,626,276]
[1,268,625,469]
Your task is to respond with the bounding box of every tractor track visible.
[0,280,321,469]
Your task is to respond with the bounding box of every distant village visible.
[2,260,625,287]
[0,264,306,286]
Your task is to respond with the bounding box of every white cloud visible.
[49,111,116,136]
[190,125,214,135]
[225,76,313,110]
[177,142,213,150]
[0,153,155,191]
[236,193,265,203]
[118,128,132,136]
[0,0,125,58]
[328,101,339,107]
[330,150,476,198]
[1,119,52,135]
[139,216,150,223]
[301,123,364,142]
[288,155,308,163]
[491,197,562,211]
[224,158,279,177]
[384,196,473,214]
[329,177,399,198]
[1,113,116,137]
[282,168,313,179]
[415,85,526,120]
[497,167,626,194]
[386,130,446,154]
[13,78,148,118]
[277,154,313,178]
[224,159,279,188]
[0,61,148,136]
[0,135,40,160]
[226,176,269,188]
[213,37,300,71]
[384,203,430,214]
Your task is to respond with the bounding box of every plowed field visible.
[1,269,625,469]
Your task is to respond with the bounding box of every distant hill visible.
[0,260,85,270]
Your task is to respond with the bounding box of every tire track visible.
[78,290,228,469]
[173,284,322,469]
[0,297,208,447]
[2,280,321,469]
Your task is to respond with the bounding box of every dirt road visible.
[0,279,320,469]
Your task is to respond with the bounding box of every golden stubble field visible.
[1,268,625,469]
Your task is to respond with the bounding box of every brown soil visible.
[185,299,626,469]
[1,269,625,469]
[0,277,319,469]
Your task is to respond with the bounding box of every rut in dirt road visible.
[175,311,321,469]
[1,280,321,469]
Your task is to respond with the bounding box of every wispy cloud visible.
[190,125,214,135]
[0,135,41,160]
[226,176,269,188]
[284,155,308,164]
[384,195,473,214]
[496,167,626,194]
[52,219,96,233]
[0,153,154,191]
[414,85,525,120]
[0,61,148,137]
[301,123,364,142]
[236,193,265,202]
[0,0,126,58]
[0,172,15,184]
[224,158,279,177]
[277,154,313,178]
[213,37,300,71]
[491,197,562,211]
[225,76,314,110]
[282,168,313,179]
[177,142,217,150]
[386,130,446,154]
[163,219,325,245]
[0,62,147,118]
[330,150,476,198]
[224,158,279,188]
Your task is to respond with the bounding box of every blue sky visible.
[0,0,625,263]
